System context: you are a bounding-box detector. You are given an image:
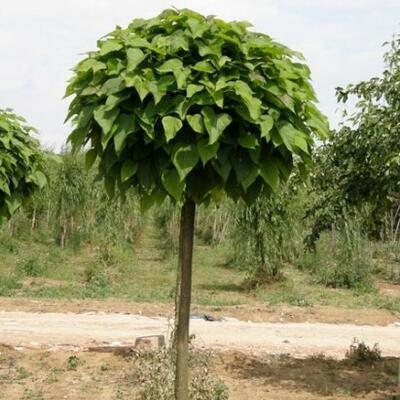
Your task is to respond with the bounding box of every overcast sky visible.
[0,0,399,149]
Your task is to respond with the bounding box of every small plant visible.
[0,274,21,296]
[300,220,373,290]
[66,355,82,370]
[16,366,30,380]
[132,347,228,400]
[345,338,381,365]
[100,362,110,371]
[17,255,45,277]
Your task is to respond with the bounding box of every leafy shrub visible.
[299,220,373,290]
[0,274,21,296]
[66,355,82,370]
[345,338,381,365]
[82,264,111,298]
[0,229,17,253]
[133,347,228,400]
[17,255,45,277]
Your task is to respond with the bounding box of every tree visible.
[306,34,400,247]
[0,108,46,222]
[65,8,328,399]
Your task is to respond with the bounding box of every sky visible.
[0,0,399,150]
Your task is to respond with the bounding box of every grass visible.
[0,221,399,312]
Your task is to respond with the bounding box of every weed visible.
[66,355,82,370]
[16,366,30,380]
[0,274,21,296]
[345,338,381,365]
[132,347,228,400]
[17,255,45,277]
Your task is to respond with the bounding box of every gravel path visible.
[0,311,399,358]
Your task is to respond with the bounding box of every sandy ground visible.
[1,296,399,325]
[1,310,399,358]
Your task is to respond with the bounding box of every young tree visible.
[306,34,400,247]
[65,8,327,399]
[0,109,46,222]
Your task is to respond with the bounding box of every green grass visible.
[0,223,399,312]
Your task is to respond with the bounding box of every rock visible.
[134,335,165,350]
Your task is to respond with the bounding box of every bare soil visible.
[1,298,400,399]
[1,296,399,325]
[0,346,398,400]
[1,310,399,359]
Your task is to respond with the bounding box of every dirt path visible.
[1,311,399,358]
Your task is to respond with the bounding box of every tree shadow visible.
[225,352,399,398]
[198,282,247,293]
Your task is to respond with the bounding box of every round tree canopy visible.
[0,109,46,220]
[66,8,328,207]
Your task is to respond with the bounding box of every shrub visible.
[133,347,228,400]
[345,338,381,365]
[299,219,373,290]
[0,274,21,296]
[17,255,45,277]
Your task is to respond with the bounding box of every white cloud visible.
[0,0,399,148]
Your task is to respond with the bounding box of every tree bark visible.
[174,199,195,400]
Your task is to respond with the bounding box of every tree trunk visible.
[174,199,195,400]
[31,207,37,233]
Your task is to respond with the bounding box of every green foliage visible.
[66,355,82,370]
[299,220,373,290]
[65,8,328,207]
[306,35,400,247]
[0,109,45,221]
[0,274,21,296]
[133,347,228,400]
[231,179,305,285]
[17,255,45,277]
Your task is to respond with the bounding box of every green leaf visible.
[260,158,279,191]
[121,160,138,182]
[105,92,129,111]
[232,153,255,187]
[76,58,106,73]
[148,75,175,104]
[278,123,297,151]
[294,135,309,153]
[157,59,188,89]
[127,48,147,71]
[32,170,47,189]
[124,74,149,102]
[94,105,119,135]
[99,39,123,55]
[238,133,258,149]
[162,116,183,142]
[113,114,137,155]
[201,107,232,144]
[127,37,150,48]
[157,58,183,74]
[233,80,261,120]
[192,61,215,73]
[186,84,203,98]
[187,18,208,38]
[172,144,200,181]
[101,77,125,95]
[85,149,97,169]
[259,115,274,140]
[197,137,219,165]
[186,114,204,133]
[107,58,125,75]
[77,105,95,128]
[241,167,258,191]
[161,169,184,201]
